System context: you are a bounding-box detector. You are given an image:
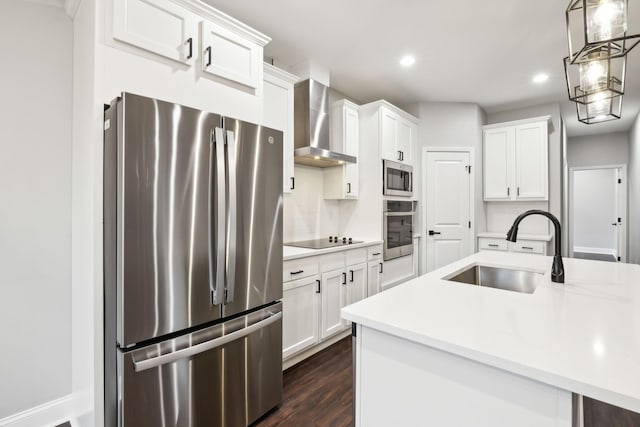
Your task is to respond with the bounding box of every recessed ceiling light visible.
[400,55,416,67]
[532,73,549,83]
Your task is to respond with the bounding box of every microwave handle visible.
[408,170,413,192]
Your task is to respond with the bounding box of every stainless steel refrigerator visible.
[103,92,283,427]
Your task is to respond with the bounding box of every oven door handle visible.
[384,212,415,217]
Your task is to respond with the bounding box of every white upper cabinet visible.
[483,127,512,200]
[379,104,417,166]
[263,64,298,194]
[514,122,548,200]
[483,117,549,202]
[325,100,360,199]
[200,20,262,90]
[113,0,197,65]
[112,0,269,92]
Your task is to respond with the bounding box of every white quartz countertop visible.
[283,240,384,261]
[478,231,553,241]
[342,251,640,412]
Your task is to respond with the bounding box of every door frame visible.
[421,147,476,274]
[568,164,627,262]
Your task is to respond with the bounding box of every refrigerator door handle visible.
[211,127,227,305]
[132,311,282,373]
[224,129,237,304]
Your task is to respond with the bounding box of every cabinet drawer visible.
[367,245,383,261]
[346,248,367,266]
[478,238,508,251]
[511,240,545,254]
[283,258,319,282]
[319,252,346,273]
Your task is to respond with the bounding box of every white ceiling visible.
[206,0,640,137]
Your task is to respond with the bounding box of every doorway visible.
[569,165,627,262]
[423,148,475,273]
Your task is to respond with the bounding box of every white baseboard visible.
[573,246,617,257]
[0,395,73,427]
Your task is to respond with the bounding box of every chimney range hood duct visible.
[294,79,356,167]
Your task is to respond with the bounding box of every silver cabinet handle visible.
[379,262,383,274]
[372,252,381,256]
[522,246,534,250]
[398,150,402,161]
[347,182,351,194]
[225,130,237,304]
[132,312,282,372]
[488,244,499,248]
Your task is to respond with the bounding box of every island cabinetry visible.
[483,116,549,201]
[112,0,267,90]
[324,100,360,199]
[263,64,298,194]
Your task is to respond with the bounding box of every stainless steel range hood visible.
[294,79,357,167]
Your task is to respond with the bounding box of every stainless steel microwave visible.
[383,160,413,197]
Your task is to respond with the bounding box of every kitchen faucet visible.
[506,210,564,284]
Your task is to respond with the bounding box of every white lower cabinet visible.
[321,268,347,339]
[282,276,320,359]
[478,237,547,255]
[343,263,367,326]
[282,244,382,363]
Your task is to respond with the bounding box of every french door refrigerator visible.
[104,92,283,427]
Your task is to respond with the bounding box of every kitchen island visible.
[342,251,640,427]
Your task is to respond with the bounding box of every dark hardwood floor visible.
[253,337,353,427]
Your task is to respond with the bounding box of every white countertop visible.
[478,231,553,241]
[283,240,384,261]
[342,251,640,412]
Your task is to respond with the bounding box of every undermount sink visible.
[444,265,542,294]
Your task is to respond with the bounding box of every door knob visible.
[428,230,441,236]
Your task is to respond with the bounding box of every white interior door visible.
[426,151,472,272]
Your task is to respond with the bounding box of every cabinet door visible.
[514,122,548,200]
[380,108,400,161]
[263,67,295,194]
[367,261,382,296]
[282,276,320,359]
[113,0,196,65]
[321,268,347,339]
[344,106,359,197]
[201,20,262,89]
[483,127,513,200]
[343,263,367,327]
[397,118,413,165]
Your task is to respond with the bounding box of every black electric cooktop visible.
[286,236,364,249]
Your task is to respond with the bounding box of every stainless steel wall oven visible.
[383,200,416,261]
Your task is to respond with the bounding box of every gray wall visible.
[567,132,629,167]
[0,1,72,418]
[630,113,640,264]
[415,102,486,272]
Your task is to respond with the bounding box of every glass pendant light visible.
[564,45,626,104]
[566,0,639,64]
[575,92,623,124]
